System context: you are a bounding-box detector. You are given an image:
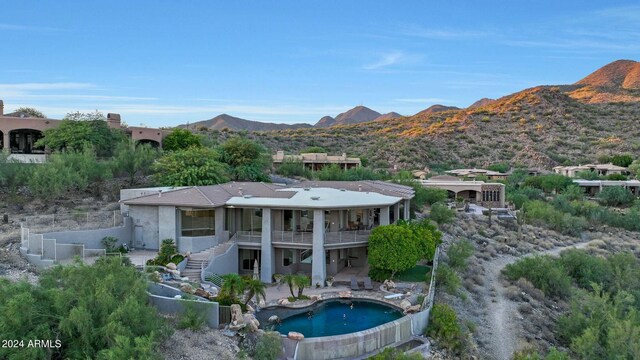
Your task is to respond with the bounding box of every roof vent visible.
[243,195,253,199]
[311,196,320,200]
[340,188,346,192]
[158,190,163,198]
[358,185,362,192]
[303,187,311,191]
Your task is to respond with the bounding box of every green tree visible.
[487,162,510,173]
[219,137,270,181]
[283,274,297,298]
[36,111,126,157]
[423,188,449,205]
[220,273,245,303]
[368,225,420,278]
[243,278,267,306]
[597,186,635,207]
[112,140,159,185]
[293,274,310,298]
[275,159,312,178]
[628,160,640,179]
[152,147,229,186]
[429,202,455,225]
[610,154,634,167]
[13,106,46,118]
[426,303,463,352]
[162,128,202,151]
[0,257,169,360]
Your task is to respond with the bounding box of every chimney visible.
[107,113,122,128]
[0,100,4,116]
[158,190,163,198]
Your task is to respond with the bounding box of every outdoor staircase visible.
[181,241,234,282]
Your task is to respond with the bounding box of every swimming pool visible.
[262,299,403,338]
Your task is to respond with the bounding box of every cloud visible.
[363,51,405,70]
[400,25,489,39]
[0,82,94,91]
[0,23,62,32]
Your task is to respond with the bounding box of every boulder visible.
[166,262,178,270]
[243,314,260,332]
[288,331,305,340]
[246,304,255,313]
[400,299,412,309]
[180,283,195,294]
[310,294,322,301]
[268,315,279,323]
[338,291,352,298]
[404,305,421,314]
[383,279,396,290]
[229,304,246,331]
[277,298,290,306]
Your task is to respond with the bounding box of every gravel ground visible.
[158,324,242,360]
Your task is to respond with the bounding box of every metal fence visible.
[219,306,232,324]
[22,210,123,234]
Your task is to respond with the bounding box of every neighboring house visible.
[445,168,508,180]
[573,179,640,196]
[0,100,165,161]
[121,181,414,286]
[272,150,361,171]
[411,169,430,180]
[553,164,629,177]
[420,175,506,208]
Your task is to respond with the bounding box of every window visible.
[300,249,313,264]
[283,249,294,267]
[240,249,260,271]
[240,208,263,232]
[181,209,215,237]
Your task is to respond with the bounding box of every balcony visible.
[231,230,371,248]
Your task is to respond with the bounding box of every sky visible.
[1,1,640,127]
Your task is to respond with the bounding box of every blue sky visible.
[1,1,639,126]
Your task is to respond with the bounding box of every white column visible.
[403,199,411,219]
[312,209,326,286]
[215,207,226,242]
[499,186,506,208]
[260,208,274,283]
[1,131,9,153]
[380,206,390,226]
[393,203,400,224]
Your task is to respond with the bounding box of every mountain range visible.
[198,59,640,170]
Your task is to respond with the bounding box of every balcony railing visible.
[232,230,371,245]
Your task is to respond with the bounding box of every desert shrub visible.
[146,239,179,266]
[423,188,449,205]
[275,159,312,178]
[162,128,202,151]
[177,302,206,331]
[597,186,635,207]
[368,267,392,282]
[436,263,461,295]
[447,239,474,271]
[253,331,283,360]
[523,200,585,236]
[426,303,463,352]
[101,236,118,252]
[152,146,229,186]
[513,348,569,360]
[503,256,572,298]
[558,249,611,290]
[429,202,455,225]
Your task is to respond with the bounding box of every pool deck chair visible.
[363,277,373,290]
[351,276,360,290]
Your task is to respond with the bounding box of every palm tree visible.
[243,278,266,306]
[283,274,296,298]
[293,275,310,298]
[221,273,245,302]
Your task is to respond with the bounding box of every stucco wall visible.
[294,316,413,360]
[129,205,159,250]
[179,236,216,253]
[201,242,238,281]
[147,283,219,328]
[42,217,132,249]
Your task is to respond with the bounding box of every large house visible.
[420,175,506,208]
[121,181,414,286]
[0,100,165,161]
[445,168,508,181]
[272,150,361,171]
[573,179,640,196]
[553,164,628,177]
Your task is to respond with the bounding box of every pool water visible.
[273,299,403,338]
